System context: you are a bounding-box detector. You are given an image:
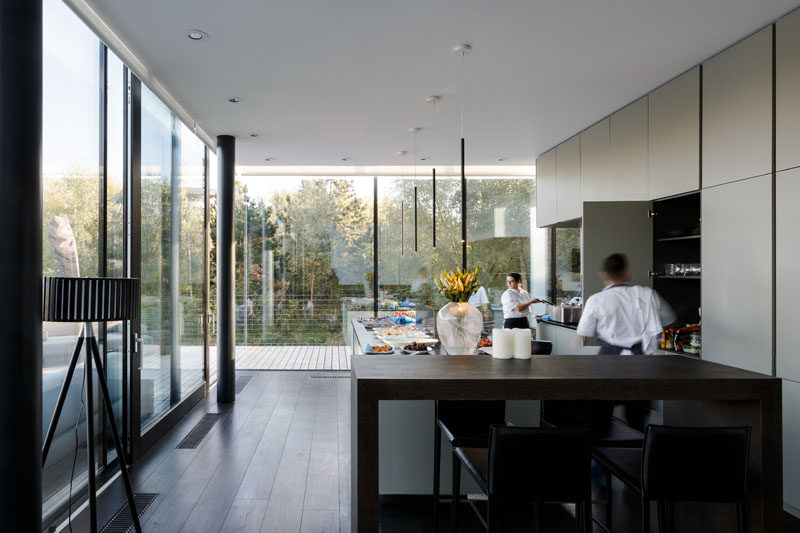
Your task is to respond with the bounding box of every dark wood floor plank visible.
[260,379,320,532]
[300,509,340,532]
[235,376,304,500]
[303,379,340,511]
[179,373,289,532]
[338,378,351,533]
[142,477,211,532]
[221,498,269,533]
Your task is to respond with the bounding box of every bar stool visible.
[433,400,506,532]
[592,425,751,533]
[452,424,593,532]
[540,400,645,447]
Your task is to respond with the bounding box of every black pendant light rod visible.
[461,137,466,271]
[401,200,404,256]
[432,168,436,248]
[454,44,471,271]
[414,186,418,252]
[427,95,440,250]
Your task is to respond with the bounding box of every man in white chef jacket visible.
[501,272,540,329]
[576,253,675,355]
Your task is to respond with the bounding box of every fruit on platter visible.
[404,342,429,351]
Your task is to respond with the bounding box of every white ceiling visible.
[85,0,800,166]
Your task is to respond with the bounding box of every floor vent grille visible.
[100,492,158,532]
[176,413,224,449]
[235,375,253,393]
[310,374,350,379]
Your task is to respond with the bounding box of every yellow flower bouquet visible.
[434,266,481,303]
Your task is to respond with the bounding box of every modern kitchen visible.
[349,6,800,532]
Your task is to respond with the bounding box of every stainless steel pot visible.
[546,304,583,324]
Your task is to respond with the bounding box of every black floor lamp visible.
[41,277,142,532]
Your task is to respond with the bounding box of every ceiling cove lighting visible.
[426,95,440,249]
[454,43,471,271]
[186,29,208,41]
[410,127,421,253]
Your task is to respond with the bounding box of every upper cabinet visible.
[609,97,649,200]
[777,8,800,172]
[581,99,649,202]
[648,68,700,199]
[702,26,773,187]
[535,148,557,227]
[556,135,581,221]
[580,118,610,202]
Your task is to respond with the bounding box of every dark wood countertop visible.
[351,353,782,532]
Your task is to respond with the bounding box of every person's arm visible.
[575,300,596,343]
[513,298,540,312]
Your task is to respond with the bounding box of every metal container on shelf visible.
[546,304,583,324]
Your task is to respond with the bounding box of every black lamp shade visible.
[42,277,140,322]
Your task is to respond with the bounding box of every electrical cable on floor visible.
[68,363,87,533]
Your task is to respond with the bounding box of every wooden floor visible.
[66,371,612,533]
[221,345,352,371]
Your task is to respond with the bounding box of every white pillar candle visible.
[492,328,513,359]
[512,328,532,359]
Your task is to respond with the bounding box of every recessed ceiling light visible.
[227,96,241,103]
[340,157,350,162]
[186,29,208,41]
[419,156,429,161]
[250,133,260,138]
[497,157,508,162]
[264,156,276,162]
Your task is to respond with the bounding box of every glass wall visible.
[227,176,373,346]
[377,175,460,331]
[41,0,101,518]
[547,226,582,304]
[139,86,207,431]
[467,177,535,331]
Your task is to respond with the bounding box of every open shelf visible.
[656,234,701,242]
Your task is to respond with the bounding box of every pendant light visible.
[397,150,408,256]
[454,43,471,271]
[427,95,440,249]
[410,127,421,252]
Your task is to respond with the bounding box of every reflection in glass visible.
[41,0,100,519]
[227,176,373,347]
[467,177,534,331]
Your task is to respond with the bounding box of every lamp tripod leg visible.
[42,328,85,465]
[88,335,142,533]
[85,330,98,532]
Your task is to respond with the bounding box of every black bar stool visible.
[433,400,506,532]
[592,425,751,532]
[452,424,593,532]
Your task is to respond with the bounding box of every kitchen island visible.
[350,353,782,532]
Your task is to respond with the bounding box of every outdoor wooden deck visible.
[234,345,352,371]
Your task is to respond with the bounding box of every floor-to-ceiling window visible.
[467,176,535,330]
[41,0,101,519]
[139,86,207,431]
[227,176,373,347]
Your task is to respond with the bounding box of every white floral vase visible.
[436,301,483,355]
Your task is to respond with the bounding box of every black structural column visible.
[216,135,236,402]
[0,1,43,530]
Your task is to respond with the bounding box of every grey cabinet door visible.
[777,8,800,172]
[536,149,557,227]
[702,26,773,187]
[580,118,610,202]
[609,97,649,200]
[648,67,700,199]
[783,379,800,514]
[777,168,800,381]
[701,175,772,374]
[582,201,653,300]
[556,135,581,222]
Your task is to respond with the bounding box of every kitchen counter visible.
[351,353,782,532]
